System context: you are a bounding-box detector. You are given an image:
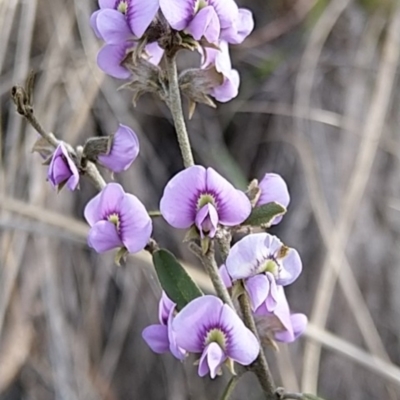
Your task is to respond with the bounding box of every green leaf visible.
[242,202,286,227]
[152,249,203,310]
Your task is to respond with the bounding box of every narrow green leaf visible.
[152,249,203,310]
[242,202,286,227]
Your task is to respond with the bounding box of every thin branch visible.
[219,374,242,400]
[165,54,194,168]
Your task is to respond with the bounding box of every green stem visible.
[165,55,194,168]
[148,210,162,218]
[219,375,241,400]
[238,291,276,399]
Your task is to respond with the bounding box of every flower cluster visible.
[90,0,254,102]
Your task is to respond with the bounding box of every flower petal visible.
[173,295,223,353]
[126,0,160,38]
[167,307,186,360]
[145,42,164,65]
[88,220,123,253]
[96,9,133,44]
[203,342,226,379]
[119,193,152,253]
[97,43,132,79]
[186,6,220,43]
[158,291,175,325]
[98,124,139,173]
[90,10,103,38]
[278,247,302,286]
[208,0,238,29]
[244,275,270,311]
[142,324,170,353]
[220,8,254,44]
[160,165,207,229]
[159,0,195,30]
[219,304,259,365]
[211,69,239,102]
[206,167,251,226]
[226,233,270,280]
[195,203,219,238]
[219,264,232,288]
[99,0,115,8]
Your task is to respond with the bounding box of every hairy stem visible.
[165,55,194,168]
[189,242,234,309]
[238,291,276,399]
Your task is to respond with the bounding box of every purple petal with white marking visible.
[119,193,152,253]
[186,6,220,43]
[84,183,125,226]
[206,167,251,226]
[173,295,223,353]
[126,0,159,38]
[160,165,207,229]
[159,0,195,30]
[88,220,123,252]
[96,9,133,44]
[97,43,132,79]
[142,324,170,353]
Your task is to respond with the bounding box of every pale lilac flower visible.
[97,41,163,79]
[202,41,239,102]
[225,233,302,312]
[255,286,307,343]
[257,173,290,225]
[90,0,159,40]
[84,183,152,253]
[98,124,139,173]
[173,295,259,378]
[47,143,79,191]
[142,292,186,359]
[159,165,251,238]
[159,0,253,45]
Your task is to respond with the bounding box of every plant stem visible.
[188,242,234,309]
[219,375,241,400]
[238,291,276,399]
[165,55,194,168]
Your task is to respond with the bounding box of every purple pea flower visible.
[220,8,254,44]
[172,295,259,378]
[257,173,290,225]
[225,233,302,312]
[97,41,164,79]
[84,183,152,253]
[142,292,186,359]
[98,124,139,173]
[255,285,307,343]
[159,165,251,238]
[201,41,239,102]
[47,143,80,191]
[90,0,159,41]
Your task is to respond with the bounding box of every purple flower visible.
[159,165,251,238]
[257,173,290,225]
[220,8,254,44]
[47,143,80,191]
[84,183,152,253]
[225,233,302,312]
[172,295,259,378]
[90,0,159,40]
[97,41,163,79]
[201,41,239,102]
[142,292,186,359]
[255,286,307,343]
[98,124,139,173]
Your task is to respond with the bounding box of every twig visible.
[165,54,194,168]
[219,374,242,400]
[238,291,276,399]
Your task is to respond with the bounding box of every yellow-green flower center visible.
[197,194,216,210]
[108,213,120,230]
[195,0,208,12]
[262,259,279,275]
[117,1,128,14]
[205,328,226,349]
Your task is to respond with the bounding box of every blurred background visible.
[1,0,400,399]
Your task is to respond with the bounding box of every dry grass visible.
[1,0,400,399]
